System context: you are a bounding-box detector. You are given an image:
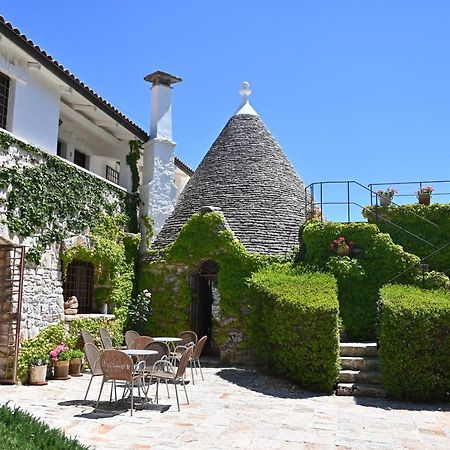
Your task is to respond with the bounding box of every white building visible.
[0,16,192,198]
[0,16,193,350]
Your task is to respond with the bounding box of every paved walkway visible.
[1,365,449,449]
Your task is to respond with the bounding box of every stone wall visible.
[0,139,127,341]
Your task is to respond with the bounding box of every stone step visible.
[340,356,380,371]
[339,369,383,384]
[336,383,386,398]
[339,342,377,357]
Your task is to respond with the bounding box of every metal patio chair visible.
[125,330,140,349]
[149,346,193,411]
[95,349,146,416]
[178,330,198,347]
[83,343,103,403]
[99,327,113,349]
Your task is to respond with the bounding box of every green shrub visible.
[363,203,450,273]
[18,318,121,381]
[249,264,340,392]
[0,403,88,449]
[379,284,450,401]
[300,221,421,340]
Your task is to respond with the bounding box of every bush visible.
[300,221,421,340]
[379,284,450,401]
[18,318,121,381]
[0,403,88,449]
[363,203,450,273]
[249,264,340,392]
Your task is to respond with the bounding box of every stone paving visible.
[1,365,449,449]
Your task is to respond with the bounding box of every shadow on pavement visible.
[59,398,171,419]
[216,367,323,400]
[354,396,450,412]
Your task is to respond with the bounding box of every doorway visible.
[189,260,219,355]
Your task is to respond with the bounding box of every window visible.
[74,149,88,169]
[0,72,10,130]
[106,165,119,184]
[63,260,95,314]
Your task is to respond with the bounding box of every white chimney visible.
[140,71,182,248]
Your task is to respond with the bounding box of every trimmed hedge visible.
[0,403,88,449]
[363,203,450,274]
[300,221,421,340]
[249,264,340,392]
[379,284,450,401]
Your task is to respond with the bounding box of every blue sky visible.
[2,1,450,218]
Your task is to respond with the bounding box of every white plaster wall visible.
[175,166,190,199]
[10,75,60,154]
[0,52,60,153]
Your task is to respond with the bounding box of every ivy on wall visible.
[125,139,143,233]
[363,204,450,274]
[60,214,137,325]
[140,211,274,362]
[0,131,129,263]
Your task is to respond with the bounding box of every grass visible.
[0,403,88,450]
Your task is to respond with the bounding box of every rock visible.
[64,308,77,315]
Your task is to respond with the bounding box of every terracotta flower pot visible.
[336,244,350,256]
[29,365,47,385]
[53,360,70,380]
[69,358,83,376]
[418,193,431,206]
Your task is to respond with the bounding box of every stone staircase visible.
[336,342,386,398]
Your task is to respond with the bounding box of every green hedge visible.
[300,221,422,340]
[249,264,340,392]
[379,284,450,401]
[0,404,87,449]
[363,203,450,274]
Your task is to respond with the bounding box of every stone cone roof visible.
[152,113,307,256]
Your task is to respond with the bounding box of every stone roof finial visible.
[239,81,252,99]
[235,81,258,116]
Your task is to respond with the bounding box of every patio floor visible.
[1,364,449,449]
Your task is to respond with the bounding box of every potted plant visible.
[417,186,434,206]
[376,188,397,207]
[69,349,84,377]
[330,236,354,256]
[29,354,49,385]
[49,344,71,380]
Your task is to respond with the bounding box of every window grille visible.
[74,149,88,169]
[0,72,10,130]
[106,166,120,184]
[63,260,94,314]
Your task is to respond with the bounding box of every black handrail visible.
[305,180,438,229]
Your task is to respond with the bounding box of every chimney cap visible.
[144,71,182,86]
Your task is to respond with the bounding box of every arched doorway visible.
[189,260,219,355]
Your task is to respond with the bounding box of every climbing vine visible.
[0,131,129,263]
[125,139,143,233]
[60,214,137,324]
[140,211,276,362]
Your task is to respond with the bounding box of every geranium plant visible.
[376,188,397,198]
[29,354,49,367]
[49,344,70,362]
[417,186,434,196]
[330,236,354,253]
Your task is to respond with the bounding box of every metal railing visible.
[368,179,450,206]
[304,180,439,246]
